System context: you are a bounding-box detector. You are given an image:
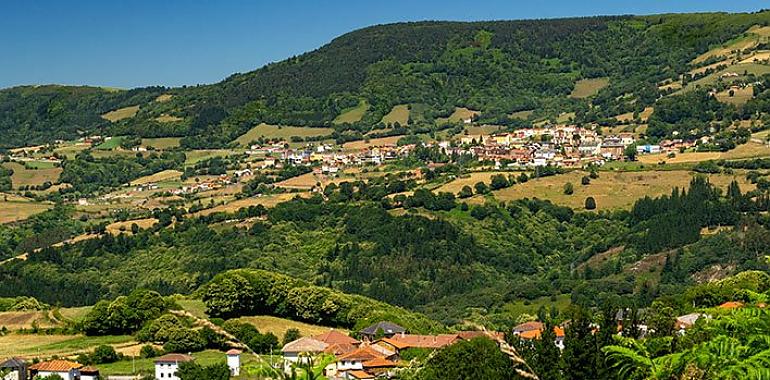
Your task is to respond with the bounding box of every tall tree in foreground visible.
[419,337,521,380]
[561,307,598,380]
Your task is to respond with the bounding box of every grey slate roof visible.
[359,321,406,335]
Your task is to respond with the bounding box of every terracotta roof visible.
[282,337,328,353]
[518,326,564,340]
[457,331,504,342]
[29,360,82,372]
[378,338,410,350]
[362,357,397,368]
[80,366,99,374]
[154,354,194,363]
[325,343,358,356]
[387,334,460,349]
[513,321,544,333]
[226,349,242,355]
[347,370,375,379]
[369,344,397,358]
[313,330,360,345]
[718,301,744,309]
[337,346,385,362]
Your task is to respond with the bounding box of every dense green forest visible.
[1,174,769,326]
[2,11,770,148]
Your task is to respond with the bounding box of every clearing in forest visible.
[234,123,333,146]
[381,104,410,125]
[436,107,479,124]
[569,77,609,98]
[141,137,181,149]
[714,86,754,106]
[0,196,51,224]
[101,105,139,122]
[334,101,368,124]
[2,162,62,188]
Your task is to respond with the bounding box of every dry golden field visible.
[490,170,753,210]
[437,107,479,124]
[569,77,609,98]
[129,169,182,185]
[381,104,410,125]
[234,123,333,146]
[233,316,344,338]
[2,162,62,188]
[343,135,402,150]
[101,105,139,122]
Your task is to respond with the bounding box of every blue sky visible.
[1,0,767,89]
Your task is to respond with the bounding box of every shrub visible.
[140,344,160,359]
[563,182,574,195]
[90,345,120,364]
[585,197,597,210]
[283,328,301,346]
[581,176,590,185]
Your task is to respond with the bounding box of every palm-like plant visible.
[604,308,770,380]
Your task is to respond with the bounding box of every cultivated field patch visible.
[714,86,754,106]
[193,193,310,216]
[141,137,181,149]
[101,106,139,122]
[569,77,609,98]
[234,123,333,146]
[2,162,62,188]
[343,135,402,150]
[434,172,518,194]
[509,110,534,120]
[491,170,753,210]
[334,101,368,124]
[129,169,182,185]
[437,107,479,124]
[381,104,410,125]
[0,196,52,224]
[233,316,342,338]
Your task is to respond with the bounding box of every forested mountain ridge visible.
[2,11,770,148]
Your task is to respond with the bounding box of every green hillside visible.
[2,11,770,149]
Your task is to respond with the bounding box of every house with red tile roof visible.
[28,360,88,380]
[386,333,461,349]
[314,330,360,346]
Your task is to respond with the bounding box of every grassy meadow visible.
[2,162,62,189]
[234,123,333,146]
[333,101,368,124]
[488,170,754,210]
[381,104,410,125]
[101,106,139,122]
[569,77,609,98]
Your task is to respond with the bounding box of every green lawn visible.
[569,77,610,98]
[499,294,572,320]
[98,350,279,377]
[333,101,368,124]
[0,333,133,357]
[176,299,208,319]
[94,136,125,150]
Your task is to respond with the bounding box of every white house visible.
[226,349,242,377]
[28,360,86,380]
[281,337,328,372]
[154,353,194,380]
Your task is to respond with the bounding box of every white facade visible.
[37,370,76,380]
[155,362,181,380]
[227,353,241,376]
